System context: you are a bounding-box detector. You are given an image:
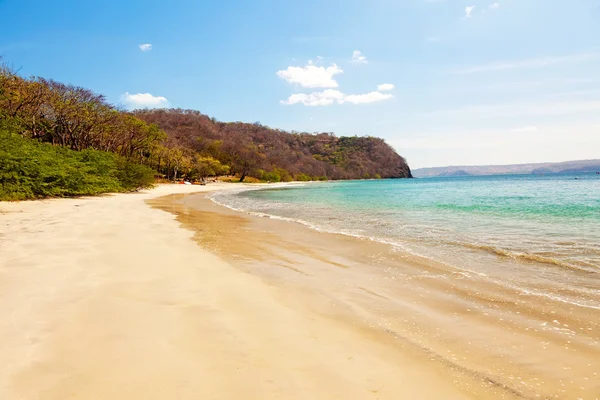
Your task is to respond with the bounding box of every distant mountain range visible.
[413,160,600,178]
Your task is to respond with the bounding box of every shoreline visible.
[210,184,600,311]
[0,183,477,399]
[150,190,600,399]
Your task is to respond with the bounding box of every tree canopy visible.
[135,109,412,181]
[1,63,411,200]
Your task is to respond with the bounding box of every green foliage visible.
[1,64,411,193]
[0,68,173,191]
[273,167,293,182]
[190,156,229,180]
[295,173,312,182]
[262,171,281,182]
[254,169,283,183]
[114,159,156,189]
[135,110,413,180]
[0,127,155,201]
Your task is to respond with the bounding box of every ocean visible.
[212,173,600,309]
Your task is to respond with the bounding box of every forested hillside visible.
[1,63,410,199]
[135,109,412,181]
[0,64,161,200]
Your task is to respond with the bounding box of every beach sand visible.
[149,191,600,400]
[1,184,480,400]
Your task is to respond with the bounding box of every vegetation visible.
[1,61,411,200]
[135,109,413,181]
[0,63,161,200]
[0,124,155,200]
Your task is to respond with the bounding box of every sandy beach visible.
[0,184,482,400]
[153,190,600,400]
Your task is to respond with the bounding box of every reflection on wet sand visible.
[150,193,600,400]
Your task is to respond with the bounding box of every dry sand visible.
[0,184,475,400]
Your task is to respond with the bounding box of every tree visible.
[115,114,166,161]
[1,66,413,186]
[231,144,264,182]
[192,155,229,180]
[133,108,412,180]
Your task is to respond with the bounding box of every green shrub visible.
[254,169,266,180]
[262,171,281,182]
[0,128,155,201]
[295,173,312,181]
[274,167,293,182]
[114,159,156,190]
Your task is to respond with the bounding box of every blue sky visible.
[1,0,599,168]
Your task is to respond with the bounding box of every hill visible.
[413,160,600,178]
[1,64,411,200]
[134,109,412,181]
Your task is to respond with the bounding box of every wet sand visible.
[149,192,600,400]
[2,184,483,400]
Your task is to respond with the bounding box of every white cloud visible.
[276,61,343,88]
[489,2,500,9]
[377,83,395,92]
[139,43,152,52]
[465,5,475,18]
[351,50,368,64]
[278,57,394,106]
[281,88,393,106]
[121,92,169,109]
[344,91,393,104]
[455,53,597,74]
[281,90,345,106]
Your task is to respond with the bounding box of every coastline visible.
[0,183,476,399]
[150,189,600,399]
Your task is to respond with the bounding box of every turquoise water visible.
[212,173,600,307]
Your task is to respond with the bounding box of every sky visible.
[1,0,599,169]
